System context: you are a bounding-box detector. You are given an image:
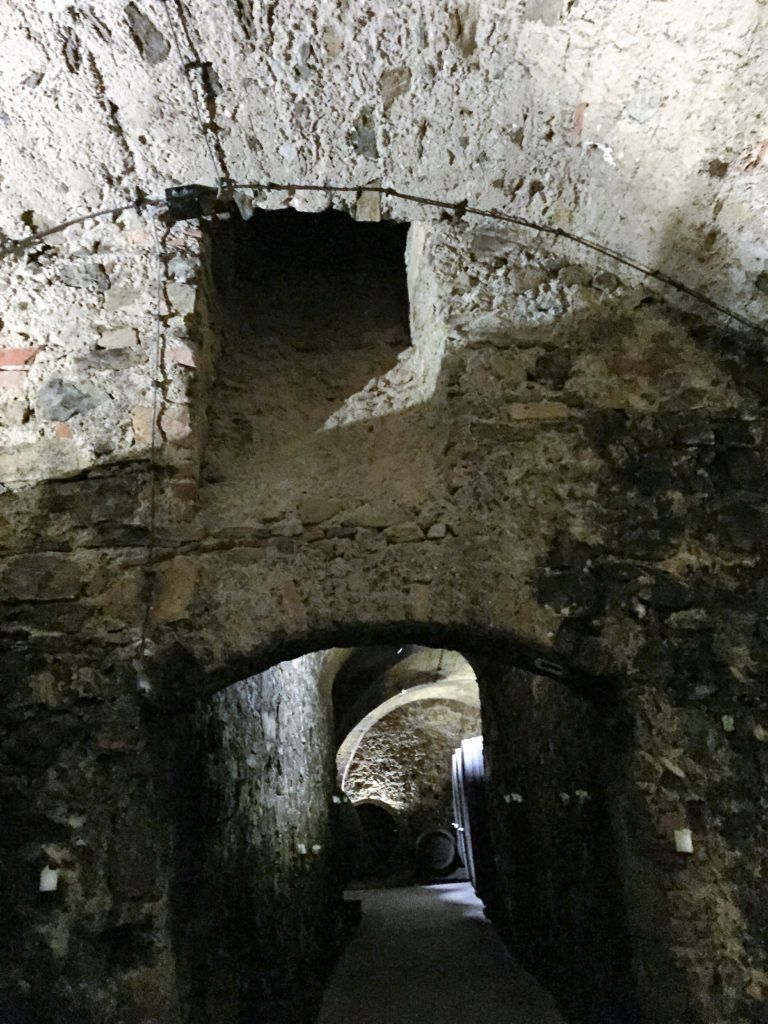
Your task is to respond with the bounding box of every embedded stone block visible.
[166,282,196,316]
[36,378,104,422]
[132,406,155,445]
[125,1,170,65]
[0,438,87,485]
[0,395,29,424]
[385,522,424,543]
[152,557,197,621]
[166,343,196,368]
[98,327,138,350]
[0,347,40,367]
[355,184,382,222]
[508,402,570,420]
[103,285,147,314]
[0,370,26,390]
[160,404,192,444]
[58,262,110,292]
[0,553,83,600]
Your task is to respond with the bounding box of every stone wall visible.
[0,660,180,1024]
[479,664,641,1024]
[0,644,342,1024]
[610,685,768,1024]
[479,652,768,1024]
[2,0,766,323]
[342,697,481,840]
[333,648,476,744]
[142,213,768,690]
[164,653,341,1024]
[1,203,767,1024]
[1,3,767,1020]
[0,211,212,489]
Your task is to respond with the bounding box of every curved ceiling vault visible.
[332,646,477,744]
[335,647,480,786]
[0,1,766,321]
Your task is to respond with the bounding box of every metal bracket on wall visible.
[164,184,220,223]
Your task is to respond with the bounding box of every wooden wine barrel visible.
[451,736,495,905]
[451,748,468,871]
[415,827,459,877]
[453,746,475,883]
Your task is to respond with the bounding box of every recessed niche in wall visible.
[200,209,447,528]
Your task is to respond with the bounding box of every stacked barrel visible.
[451,736,494,905]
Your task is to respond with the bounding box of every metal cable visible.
[0,197,163,258]
[138,209,166,666]
[160,0,225,189]
[0,181,763,336]
[234,180,767,336]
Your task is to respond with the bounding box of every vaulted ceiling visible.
[1,1,766,319]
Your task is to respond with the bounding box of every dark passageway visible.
[319,884,567,1024]
[158,640,641,1024]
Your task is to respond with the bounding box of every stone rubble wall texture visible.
[479,664,642,1023]
[336,670,480,774]
[166,653,341,1024]
[333,647,476,744]
[0,214,212,487]
[0,646,342,1024]
[0,3,767,1021]
[0,0,766,321]
[0,663,183,1023]
[1,202,767,1023]
[342,697,482,841]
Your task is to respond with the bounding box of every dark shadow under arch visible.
[144,617,640,1024]
[146,619,620,709]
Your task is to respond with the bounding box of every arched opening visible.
[334,648,480,887]
[351,800,404,879]
[152,626,641,1024]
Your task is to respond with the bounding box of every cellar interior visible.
[151,641,641,1024]
[1,2,767,1023]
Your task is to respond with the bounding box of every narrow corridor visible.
[318,883,567,1024]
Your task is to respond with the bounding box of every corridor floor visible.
[318,883,567,1024]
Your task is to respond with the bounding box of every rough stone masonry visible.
[0,3,767,1024]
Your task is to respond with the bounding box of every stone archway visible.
[337,678,480,791]
[146,619,640,1024]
